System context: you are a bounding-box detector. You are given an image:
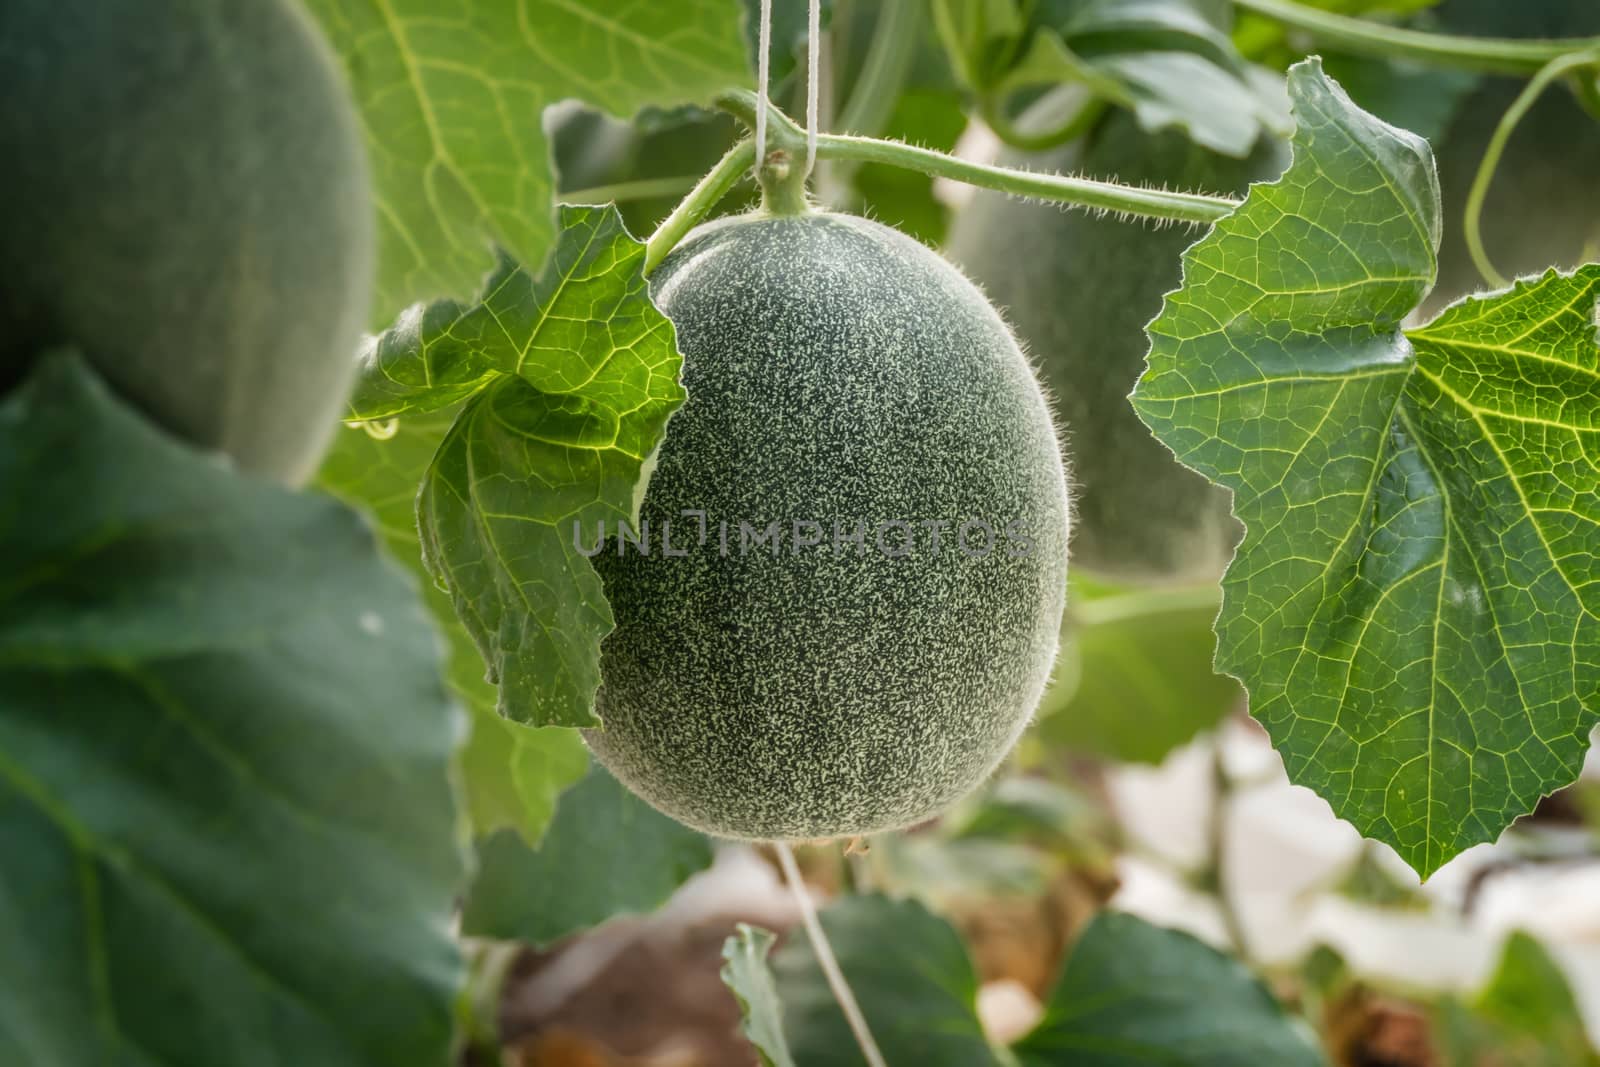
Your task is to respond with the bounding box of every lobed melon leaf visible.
[1132,59,1600,877]
[960,0,1286,156]
[381,206,684,729]
[763,895,1321,1065]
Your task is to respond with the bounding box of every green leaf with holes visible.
[302,0,750,324]
[318,413,590,845]
[1132,59,1600,877]
[0,353,465,1067]
[353,204,682,729]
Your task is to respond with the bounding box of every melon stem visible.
[757,148,813,216]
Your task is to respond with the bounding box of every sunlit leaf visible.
[1133,59,1600,876]
[304,0,749,323]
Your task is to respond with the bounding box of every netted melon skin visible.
[585,212,1070,841]
[0,0,374,485]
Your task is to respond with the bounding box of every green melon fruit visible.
[947,110,1287,585]
[1426,0,1600,315]
[584,211,1070,841]
[0,0,374,485]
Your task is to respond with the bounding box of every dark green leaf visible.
[1435,932,1600,1065]
[1135,59,1600,877]
[406,206,684,728]
[318,414,590,844]
[303,0,750,323]
[1039,579,1241,765]
[1013,912,1326,1065]
[0,353,465,1067]
[722,924,799,1067]
[773,894,1000,1066]
[459,762,712,944]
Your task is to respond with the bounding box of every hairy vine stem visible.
[1234,0,1600,75]
[643,139,755,275]
[718,89,1241,225]
[1464,50,1600,289]
[643,92,1242,274]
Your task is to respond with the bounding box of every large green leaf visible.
[1007,0,1283,156]
[1039,579,1241,764]
[1013,912,1326,1065]
[772,894,999,1066]
[1133,59,1600,876]
[1435,931,1600,1065]
[402,206,684,728]
[318,414,589,844]
[303,0,749,323]
[0,353,465,1067]
[722,924,799,1067]
[459,762,712,944]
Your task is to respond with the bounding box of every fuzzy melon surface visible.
[948,112,1287,585]
[586,212,1070,841]
[0,0,374,485]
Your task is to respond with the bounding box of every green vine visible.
[1234,0,1600,75]
[1464,49,1600,289]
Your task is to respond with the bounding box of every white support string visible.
[774,842,887,1067]
[804,0,821,180]
[755,0,772,165]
